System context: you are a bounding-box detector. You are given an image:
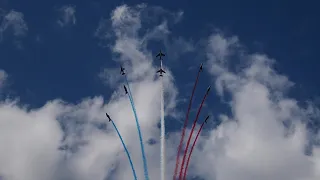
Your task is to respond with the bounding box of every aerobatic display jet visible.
[205,115,210,123]
[120,66,125,75]
[200,63,203,71]
[156,50,166,76]
[207,85,211,93]
[156,50,165,60]
[157,68,166,77]
[124,85,128,94]
[106,113,111,122]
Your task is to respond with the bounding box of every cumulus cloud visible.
[0,3,320,180]
[0,10,28,41]
[188,33,320,180]
[57,5,76,27]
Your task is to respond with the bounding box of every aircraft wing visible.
[157,69,166,73]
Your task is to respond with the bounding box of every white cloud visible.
[57,5,76,27]
[0,10,28,41]
[0,4,320,180]
[188,33,320,180]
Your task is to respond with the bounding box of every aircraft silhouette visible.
[106,113,111,122]
[124,85,128,94]
[206,85,211,93]
[205,115,210,123]
[120,66,125,75]
[156,50,165,60]
[156,50,166,76]
[157,68,166,77]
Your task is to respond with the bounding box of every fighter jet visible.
[206,85,211,93]
[106,113,111,122]
[156,50,165,60]
[120,66,125,75]
[199,63,203,71]
[124,85,128,94]
[157,68,166,77]
[204,115,210,123]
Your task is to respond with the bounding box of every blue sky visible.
[1,0,319,107]
[1,1,320,180]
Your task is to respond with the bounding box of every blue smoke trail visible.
[125,76,150,180]
[110,119,138,180]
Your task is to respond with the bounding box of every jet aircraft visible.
[120,66,125,75]
[200,63,203,71]
[157,68,166,77]
[156,50,165,60]
[124,85,128,94]
[205,115,210,123]
[156,50,166,76]
[106,113,111,122]
[207,85,211,93]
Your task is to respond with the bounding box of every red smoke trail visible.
[182,116,209,180]
[179,87,210,180]
[173,64,203,180]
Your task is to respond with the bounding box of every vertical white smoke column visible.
[160,60,165,180]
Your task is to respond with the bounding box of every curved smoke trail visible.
[160,61,166,180]
[182,116,209,180]
[173,65,202,180]
[125,76,150,180]
[179,87,210,180]
[110,119,138,180]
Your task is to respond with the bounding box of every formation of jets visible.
[118,51,206,93]
[108,51,211,128]
[120,50,167,77]
[156,50,166,77]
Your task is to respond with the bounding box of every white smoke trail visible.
[160,60,165,180]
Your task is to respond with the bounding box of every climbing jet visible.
[207,85,211,93]
[106,113,111,122]
[156,50,165,60]
[199,63,203,71]
[157,68,166,77]
[205,115,210,123]
[124,85,128,94]
[120,66,125,75]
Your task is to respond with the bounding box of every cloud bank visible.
[0,3,319,180]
